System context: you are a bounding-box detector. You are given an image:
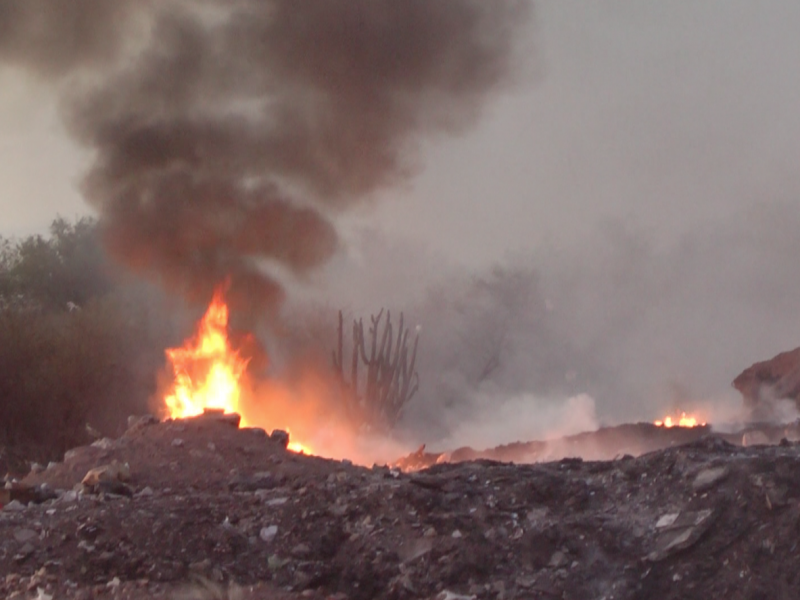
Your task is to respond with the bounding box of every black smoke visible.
[0,0,531,316]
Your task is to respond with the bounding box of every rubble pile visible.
[3,414,800,599]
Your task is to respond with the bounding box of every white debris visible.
[260,525,278,542]
[656,513,679,529]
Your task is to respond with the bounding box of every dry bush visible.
[0,218,178,469]
[0,295,171,462]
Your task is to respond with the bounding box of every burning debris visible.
[163,290,249,421]
[654,412,706,429]
[158,288,319,456]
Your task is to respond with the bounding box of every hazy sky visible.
[2,1,799,263]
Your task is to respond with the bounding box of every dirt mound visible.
[3,416,800,599]
[734,346,800,413]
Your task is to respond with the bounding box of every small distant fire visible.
[162,288,312,455]
[654,412,706,428]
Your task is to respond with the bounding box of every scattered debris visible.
[2,416,800,599]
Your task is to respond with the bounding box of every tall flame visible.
[164,289,249,421]
[162,289,312,455]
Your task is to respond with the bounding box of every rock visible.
[198,409,241,428]
[266,497,288,506]
[515,576,537,589]
[3,500,26,512]
[291,543,311,558]
[270,430,290,448]
[136,486,154,497]
[548,551,567,568]
[328,503,348,517]
[451,529,463,539]
[260,525,278,542]
[267,554,288,571]
[399,538,433,563]
[171,438,184,448]
[655,513,679,529]
[243,427,268,438]
[13,529,38,543]
[59,490,78,503]
[81,462,131,487]
[127,414,160,432]
[692,466,730,492]
[30,463,44,474]
[91,438,115,450]
[647,509,716,562]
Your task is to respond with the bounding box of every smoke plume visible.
[0,0,530,315]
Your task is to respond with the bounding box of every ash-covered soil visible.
[3,415,800,600]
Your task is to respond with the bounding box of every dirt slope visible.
[2,415,800,600]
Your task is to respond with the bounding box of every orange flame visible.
[654,412,705,428]
[162,289,313,454]
[164,289,248,420]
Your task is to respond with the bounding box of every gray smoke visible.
[290,201,800,448]
[0,0,530,315]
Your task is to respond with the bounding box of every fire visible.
[164,289,248,420]
[654,412,705,428]
[287,438,310,454]
[162,289,314,456]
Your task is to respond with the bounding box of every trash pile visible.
[3,413,800,600]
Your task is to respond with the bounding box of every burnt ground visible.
[2,415,800,600]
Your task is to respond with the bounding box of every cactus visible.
[332,309,419,430]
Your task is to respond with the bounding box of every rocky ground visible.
[2,413,800,600]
